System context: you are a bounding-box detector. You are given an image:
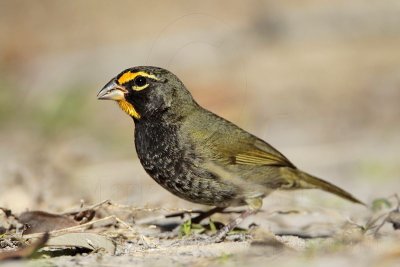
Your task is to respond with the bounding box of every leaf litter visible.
[0,196,399,265]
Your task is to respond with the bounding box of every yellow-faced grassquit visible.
[97,66,363,241]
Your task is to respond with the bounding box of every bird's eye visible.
[134,76,147,87]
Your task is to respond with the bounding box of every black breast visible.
[133,119,239,206]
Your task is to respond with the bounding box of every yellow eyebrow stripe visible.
[117,71,158,85]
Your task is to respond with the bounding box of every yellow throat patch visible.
[118,100,141,119]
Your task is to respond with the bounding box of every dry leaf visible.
[43,233,115,254]
[19,211,79,234]
[17,201,107,234]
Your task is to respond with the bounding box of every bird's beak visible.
[97,80,127,101]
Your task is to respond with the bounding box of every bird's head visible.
[97,66,195,121]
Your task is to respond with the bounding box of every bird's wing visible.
[219,138,296,168]
[186,109,296,169]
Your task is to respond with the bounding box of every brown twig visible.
[62,199,111,216]
[374,194,400,236]
[107,202,194,213]
[23,216,117,239]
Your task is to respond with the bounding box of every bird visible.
[97,66,364,241]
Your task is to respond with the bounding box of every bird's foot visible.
[168,208,256,246]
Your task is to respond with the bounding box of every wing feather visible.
[217,138,296,168]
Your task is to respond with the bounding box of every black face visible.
[99,66,196,121]
[116,67,177,120]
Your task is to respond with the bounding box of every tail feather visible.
[294,170,365,205]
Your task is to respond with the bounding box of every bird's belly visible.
[134,122,243,207]
[138,154,241,207]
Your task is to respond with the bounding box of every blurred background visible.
[0,0,399,218]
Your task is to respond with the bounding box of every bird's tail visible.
[282,168,365,205]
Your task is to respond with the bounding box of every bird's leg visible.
[212,198,263,242]
[191,206,225,224]
[212,209,257,242]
